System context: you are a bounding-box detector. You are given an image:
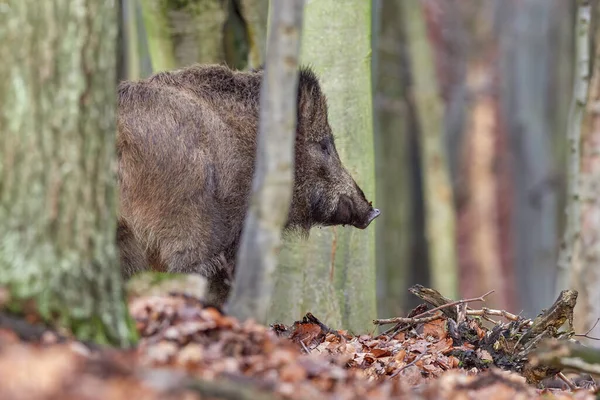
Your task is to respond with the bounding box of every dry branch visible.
[529,338,600,377]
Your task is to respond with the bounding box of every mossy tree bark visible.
[0,0,137,346]
[119,0,153,80]
[238,0,269,69]
[270,0,377,333]
[372,0,413,319]
[400,1,459,299]
[139,0,227,71]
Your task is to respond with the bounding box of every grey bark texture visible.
[372,0,413,318]
[238,0,269,69]
[401,0,459,300]
[497,0,563,317]
[573,0,600,347]
[556,0,592,293]
[227,0,305,323]
[139,0,227,71]
[0,0,136,346]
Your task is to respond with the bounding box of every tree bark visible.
[452,2,516,311]
[0,0,136,346]
[238,0,269,69]
[556,0,592,292]
[400,0,459,299]
[497,0,564,317]
[139,0,227,71]
[121,0,142,80]
[573,0,600,346]
[227,0,305,323]
[270,0,377,333]
[372,0,413,319]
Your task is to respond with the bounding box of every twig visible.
[466,307,529,324]
[300,340,311,354]
[574,317,600,340]
[457,302,467,325]
[374,289,495,333]
[373,314,442,326]
[557,372,577,391]
[391,353,429,378]
[411,290,495,320]
[529,338,600,377]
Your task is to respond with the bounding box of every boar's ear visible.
[297,86,315,121]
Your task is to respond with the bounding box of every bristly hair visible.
[298,64,321,93]
[251,63,321,92]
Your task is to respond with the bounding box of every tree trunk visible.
[121,0,142,80]
[400,0,459,300]
[450,2,516,311]
[238,0,269,69]
[270,0,377,333]
[0,0,136,346]
[574,0,600,346]
[556,0,592,293]
[139,0,227,71]
[119,0,153,81]
[227,0,305,324]
[372,0,413,319]
[497,0,564,317]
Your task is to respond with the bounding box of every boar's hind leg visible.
[206,268,232,308]
[117,220,149,279]
[165,249,232,307]
[165,248,229,276]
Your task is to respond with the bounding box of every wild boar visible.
[116,64,380,306]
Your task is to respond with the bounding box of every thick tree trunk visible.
[497,0,563,317]
[0,0,136,346]
[372,0,413,318]
[574,0,600,346]
[556,0,592,292]
[451,3,515,310]
[139,0,227,71]
[119,0,153,80]
[238,0,269,69]
[270,0,377,333]
[227,0,305,324]
[400,0,459,300]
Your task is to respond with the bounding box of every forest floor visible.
[0,276,598,400]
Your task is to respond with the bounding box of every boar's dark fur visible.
[116,64,380,306]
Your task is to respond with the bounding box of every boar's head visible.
[286,67,380,233]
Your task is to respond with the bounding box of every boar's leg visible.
[163,246,229,276]
[117,220,149,279]
[166,249,233,308]
[205,267,232,308]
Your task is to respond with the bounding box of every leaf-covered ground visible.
[0,283,598,400]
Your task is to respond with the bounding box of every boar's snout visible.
[349,200,381,230]
[331,178,380,230]
[360,208,381,229]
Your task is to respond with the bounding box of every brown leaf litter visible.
[0,286,597,400]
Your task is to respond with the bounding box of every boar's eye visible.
[319,139,331,156]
